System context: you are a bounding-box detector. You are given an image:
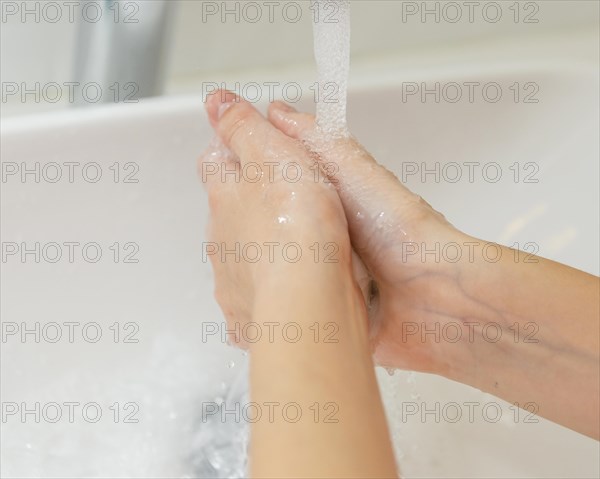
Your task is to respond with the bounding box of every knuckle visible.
[225,116,248,147]
[220,104,254,148]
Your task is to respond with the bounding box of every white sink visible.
[1,61,598,477]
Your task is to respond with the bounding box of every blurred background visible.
[1,0,598,117]
[1,2,599,478]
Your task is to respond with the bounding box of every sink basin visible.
[1,61,598,477]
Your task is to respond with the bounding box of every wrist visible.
[433,234,528,384]
[251,246,367,346]
[415,232,502,382]
[252,233,355,299]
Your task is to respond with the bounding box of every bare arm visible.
[201,90,398,478]
[449,238,600,439]
[251,259,397,478]
[268,100,600,440]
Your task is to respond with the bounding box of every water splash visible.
[191,360,250,478]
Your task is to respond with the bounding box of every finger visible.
[268,101,420,204]
[268,100,380,173]
[205,90,291,166]
[268,100,418,238]
[267,101,316,140]
[198,136,240,188]
[198,138,242,222]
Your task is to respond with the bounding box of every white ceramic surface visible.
[1,61,598,477]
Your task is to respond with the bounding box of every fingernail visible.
[218,101,233,119]
[218,91,239,118]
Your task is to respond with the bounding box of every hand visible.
[199,91,369,348]
[200,92,399,476]
[265,100,600,440]
[267,100,473,376]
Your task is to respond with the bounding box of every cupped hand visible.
[268,101,474,376]
[200,91,370,348]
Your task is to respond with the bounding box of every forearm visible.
[250,260,397,478]
[446,235,600,438]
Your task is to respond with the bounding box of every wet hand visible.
[200,91,370,348]
[268,100,472,375]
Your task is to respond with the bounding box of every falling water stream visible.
[312,0,351,138]
[195,2,407,477]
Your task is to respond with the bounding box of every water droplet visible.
[385,367,396,376]
[228,360,235,369]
